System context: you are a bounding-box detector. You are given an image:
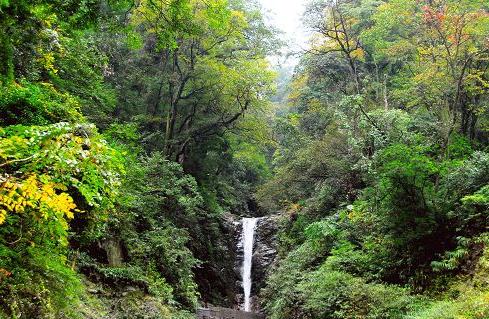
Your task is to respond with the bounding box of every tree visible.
[120,0,276,161]
[364,0,489,141]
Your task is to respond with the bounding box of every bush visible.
[0,123,123,318]
[261,237,335,319]
[0,82,82,126]
[0,246,85,319]
[298,267,420,319]
[80,151,201,309]
[409,245,489,319]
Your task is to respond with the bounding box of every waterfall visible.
[241,217,258,312]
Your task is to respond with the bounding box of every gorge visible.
[1,0,489,318]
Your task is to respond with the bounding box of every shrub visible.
[0,82,82,126]
[298,267,420,319]
[0,123,123,318]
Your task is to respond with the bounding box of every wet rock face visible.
[252,215,279,295]
[234,218,246,306]
[194,212,242,307]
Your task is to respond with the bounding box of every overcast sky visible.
[259,0,309,66]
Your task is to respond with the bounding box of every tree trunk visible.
[1,31,14,82]
[164,52,178,157]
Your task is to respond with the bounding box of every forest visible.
[0,0,488,318]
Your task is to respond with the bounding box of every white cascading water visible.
[241,217,258,312]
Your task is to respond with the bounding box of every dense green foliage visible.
[260,0,489,318]
[0,0,275,317]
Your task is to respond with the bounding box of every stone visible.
[197,306,265,319]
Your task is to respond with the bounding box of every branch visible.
[0,155,35,168]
